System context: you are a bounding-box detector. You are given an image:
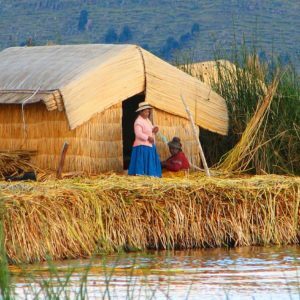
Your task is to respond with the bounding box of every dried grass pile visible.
[0,150,37,180]
[0,174,299,263]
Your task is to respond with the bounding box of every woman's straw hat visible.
[135,101,153,112]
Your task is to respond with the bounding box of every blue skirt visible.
[128,145,162,177]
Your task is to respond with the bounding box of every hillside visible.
[0,0,299,66]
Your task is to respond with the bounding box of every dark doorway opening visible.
[122,93,145,169]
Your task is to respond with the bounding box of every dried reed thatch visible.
[0,44,228,135]
[0,44,144,129]
[0,174,299,263]
[179,59,236,85]
[179,59,267,94]
[142,51,228,135]
[0,150,37,179]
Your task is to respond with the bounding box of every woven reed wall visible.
[153,109,200,167]
[0,103,123,173]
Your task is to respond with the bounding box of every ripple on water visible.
[11,245,300,300]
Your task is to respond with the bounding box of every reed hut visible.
[180,59,267,93]
[179,60,236,85]
[0,44,228,174]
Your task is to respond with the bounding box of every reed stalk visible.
[0,196,12,300]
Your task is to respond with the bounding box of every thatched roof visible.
[0,44,228,135]
[179,59,267,94]
[179,59,236,85]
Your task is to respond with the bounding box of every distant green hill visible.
[0,0,299,67]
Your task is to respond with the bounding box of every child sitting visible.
[161,137,190,172]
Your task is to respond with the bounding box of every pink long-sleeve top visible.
[133,115,155,147]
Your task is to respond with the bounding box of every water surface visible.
[11,246,300,299]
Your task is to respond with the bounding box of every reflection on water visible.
[11,246,300,299]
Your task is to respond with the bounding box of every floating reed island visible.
[0,174,299,264]
[0,47,299,265]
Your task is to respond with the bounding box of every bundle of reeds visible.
[0,150,37,180]
[0,174,299,263]
[216,76,279,173]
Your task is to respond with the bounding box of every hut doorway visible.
[122,93,145,169]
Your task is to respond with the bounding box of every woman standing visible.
[128,102,162,177]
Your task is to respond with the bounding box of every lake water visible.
[10,246,300,299]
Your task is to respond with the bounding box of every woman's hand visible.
[152,126,159,134]
[148,136,154,144]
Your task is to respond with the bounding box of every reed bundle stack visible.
[216,76,279,173]
[0,150,36,180]
[0,174,299,263]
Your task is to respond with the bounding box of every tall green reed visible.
[7,253,175,300]
[0,195,12,300]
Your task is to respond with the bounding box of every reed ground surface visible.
[0,173,299,264]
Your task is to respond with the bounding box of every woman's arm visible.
[164,159,182,171]
[152,126,159,134]
[164,153,189,171]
